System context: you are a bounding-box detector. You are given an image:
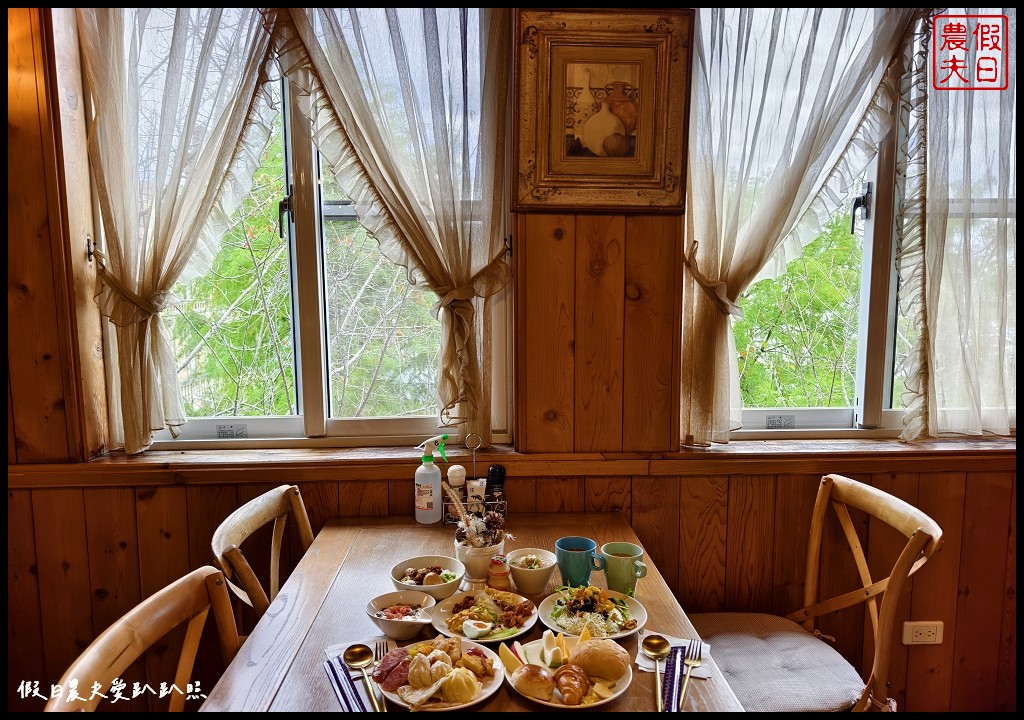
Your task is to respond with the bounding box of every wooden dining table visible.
[200,512,744,712]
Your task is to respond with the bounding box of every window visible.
[729,43,915,439]
[159,79,510,448]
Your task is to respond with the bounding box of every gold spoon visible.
[343,644,383,712]
[641,634,672,713]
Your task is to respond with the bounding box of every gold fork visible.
[374,641,389,712]
[678,639,703,711]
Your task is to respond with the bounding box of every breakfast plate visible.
[538,587,647,640]
[431,589,538,642]
[506,636,632,708]
[377,639,504,711]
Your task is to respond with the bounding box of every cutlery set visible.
[325,639,392,712]
[645,631,703,712]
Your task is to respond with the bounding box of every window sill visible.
[7,437,1015,489]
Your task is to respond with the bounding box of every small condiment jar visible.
[487,554,512,591]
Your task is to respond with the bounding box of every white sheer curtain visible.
[681,8,923,446]
[272,8,511,444]
[77,8,276,453]
[899,8,1016,439]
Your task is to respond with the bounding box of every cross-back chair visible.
[211,484,315,619]
[43,566,239,712]
[689,473,943,712]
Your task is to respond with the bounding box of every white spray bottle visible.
[414,433,448,524]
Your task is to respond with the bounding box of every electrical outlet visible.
[902,621,944,645]
[766,414,795,429]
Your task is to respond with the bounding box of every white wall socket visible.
[902,620,944,645]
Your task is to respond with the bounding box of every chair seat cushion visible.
[689,612,864,712]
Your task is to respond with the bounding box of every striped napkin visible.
[324,653,369,712]
[661,645,686,712]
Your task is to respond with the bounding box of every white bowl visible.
[366,589,436,641]
[506,547,558,595]
[390,555,466,600]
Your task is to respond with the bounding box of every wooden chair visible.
[43,566,239,712]
[211,484,315,619]
[689,473,943,712]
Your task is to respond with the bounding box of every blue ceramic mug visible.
[555,536,606,587]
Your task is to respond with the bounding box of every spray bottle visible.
[414,434,448,524]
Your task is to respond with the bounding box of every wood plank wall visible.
[515,213,681,452]
[7,464,1016,713]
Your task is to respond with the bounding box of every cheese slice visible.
[578,625,593,644]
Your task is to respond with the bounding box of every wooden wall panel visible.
[950,472,1014,711]
[574,215,624,451]
[771,474,818,615]
[678,475,728,613]
[725,475,776,611]
[339,480,389,517]
[7,7,72,463]
[184,485,242,711]
[8,380,17,464]
[584,476,631,521]
[32,489,93,689]
[516,214,575,451]
[387,478,414,519]
[906,472,966,712]
[632,475,680,593]
[135,486,189,709]
[535,477,585,513]
[995,477,1016,712]
[864,472,919,709]
[4,463,1016,713]
[504,477,536,513]
[83,488,146,712]
[622,215,680,451]
[8,490,45,711]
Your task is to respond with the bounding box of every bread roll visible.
[511,664,555,701]
[568,639,630,682]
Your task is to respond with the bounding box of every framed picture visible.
[513,9,694,213]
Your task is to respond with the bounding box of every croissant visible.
[554,663,591,706]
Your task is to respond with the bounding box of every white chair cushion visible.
[689,612,864,712]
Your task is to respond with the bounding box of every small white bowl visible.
[366,589,436,641]
[506,547,558,595]
[390,555,466,601]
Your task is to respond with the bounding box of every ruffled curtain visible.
[77,8,277,454]
[898,8,1016,439]
[270,8,511,443]
[681,8,926,446]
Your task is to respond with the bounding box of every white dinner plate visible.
[506,635,633,709]
[378,640,504,711]
[538,588,647,640]
[431,589,538,642]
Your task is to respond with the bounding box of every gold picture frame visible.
[513,9,693,213]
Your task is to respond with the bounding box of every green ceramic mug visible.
[555,536,606,587]
[601,542,648,596]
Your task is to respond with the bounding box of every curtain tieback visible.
[94,249,168,321]
[430,247,511,318]
[432,286,476,317]
[682,242,744,319]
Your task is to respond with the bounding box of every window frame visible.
[151,77,512,449]
[731,87,907,440]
